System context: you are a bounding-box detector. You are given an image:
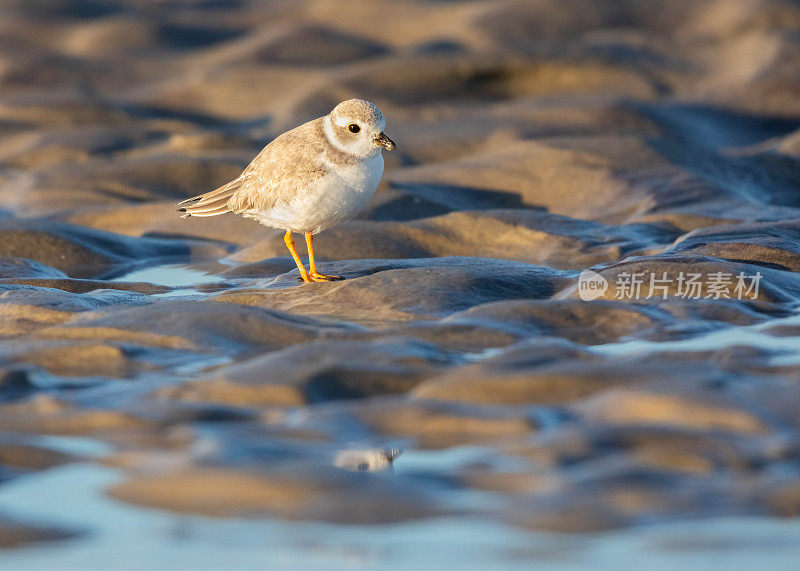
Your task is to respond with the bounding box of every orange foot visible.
[303,233,344,283]
[309,272,343,282]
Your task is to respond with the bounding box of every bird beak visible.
[374,132,395,150]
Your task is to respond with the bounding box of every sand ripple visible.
[2,0,800,551]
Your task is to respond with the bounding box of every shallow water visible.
[1,460,799,570]
[111,263,229,297]
[594,311,800,364]
[111,264,224,288]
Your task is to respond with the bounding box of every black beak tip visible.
[375,133,396,151]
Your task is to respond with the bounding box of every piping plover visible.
[177,99,395,283]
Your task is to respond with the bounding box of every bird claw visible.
[309,273,343,282]
[295,273,342,283]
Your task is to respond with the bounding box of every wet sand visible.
[2,0,800,565]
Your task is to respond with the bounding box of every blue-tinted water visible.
[0,444,798,570]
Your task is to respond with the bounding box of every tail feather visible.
[177,178,241,218]
[181,204,233,217]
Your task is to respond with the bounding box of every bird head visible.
[325,99,395,158]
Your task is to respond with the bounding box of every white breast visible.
[258,152,384,234]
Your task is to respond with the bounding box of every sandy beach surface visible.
[2,0,800,568]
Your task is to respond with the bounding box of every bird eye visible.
[348,124,360,133]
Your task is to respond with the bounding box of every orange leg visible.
[284,231,311,283]
[305,233,342,282]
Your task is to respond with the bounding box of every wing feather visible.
[177,117,357,220]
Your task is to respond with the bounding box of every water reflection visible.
[1,461,800,569]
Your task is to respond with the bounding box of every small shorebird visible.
[177,99,395,283]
